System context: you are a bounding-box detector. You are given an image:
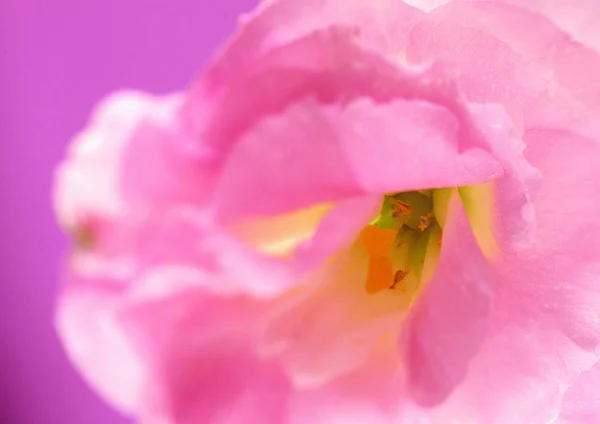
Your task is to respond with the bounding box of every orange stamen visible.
[360,225,396,258]
[365,257,394,294]
[391,199,412,217]
[361,226,397,294]
[418,212,434,231]
[391,269,408,289]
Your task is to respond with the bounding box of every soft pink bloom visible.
[53,0,600,423]
[559,346,600,423]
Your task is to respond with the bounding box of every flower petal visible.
[518,128,600,349]
[185,14,505,202]
[118,95,213,211]
[119,284,291,424]
[559,355,600,423]
[406,326,595,424]
[460,104,541,255]
[494,0,600,53]
[406,1,600,138]
[407,128,600,422]
[400,190,498,406]
[53,90,215,270]
[403,0,452,13]
[287,348,405,424]
[198,0,424,96]
[53,91,150,228]
[261,244,405,388]
[214,96,502,220]
[332,98,502,194]
[56,276,144,414]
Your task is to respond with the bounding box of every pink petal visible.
[60,266,293,424]
[559,356,600,423]
[400,190,498,406]
[53,90,155,228]
[407,128,600,422]
[286,195,382,273]
[201,195,381,298]
[406,325,595,423]
[184,8,503,201]
[333,98,502,194]
[67,189,380,306]
[494,0,600,53]
[261,245,405,389]
[463,104,541,252]
[211,97,363,220]
[518,128,600,350]
[403,0,452,12]
[53,90,216,270]
[119,285,291,424]
[406,1,600,138]
[56,276,144,414]
[199,0,425,95]
[59,197,386,412]
[65,206,217,285]
[118,94,213,211]
[287,351,406,424]
[214,95,502,220]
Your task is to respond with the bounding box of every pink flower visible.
[53,1,600,423]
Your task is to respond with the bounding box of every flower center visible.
[360,190,449,298]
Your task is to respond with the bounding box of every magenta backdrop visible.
[0,0,256,422]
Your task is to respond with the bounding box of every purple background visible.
[0,0,255,422]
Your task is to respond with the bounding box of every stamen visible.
[418,212,434,232]
[365,257,394,294]
[360,226,396,257]
[362,189,446,297]
[391,199,412,218]
[390,269,408,290]
[361,226,397,295]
